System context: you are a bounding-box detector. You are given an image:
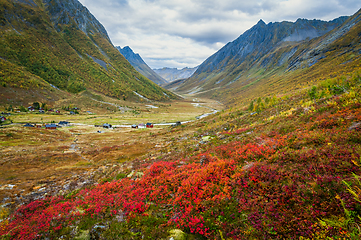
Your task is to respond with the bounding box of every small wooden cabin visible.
[45,124,57,129]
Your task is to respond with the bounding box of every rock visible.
[127,171,134,178]
[349,122,361,131]
[89,224,108,240]
[115,211,126,222]
[168,229,187,240]
[242,162,255,171]
[201,136,213,142]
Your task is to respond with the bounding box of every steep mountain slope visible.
[170,11,361,105]
[153,67,198,82]
[0,0,176,105]
[117,46,167,86]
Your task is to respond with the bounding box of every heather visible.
[1,75,361,239]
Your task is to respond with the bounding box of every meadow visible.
[1,72,361,239]
[0,96,223,222]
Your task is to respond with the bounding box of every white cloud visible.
[78,0,361,69]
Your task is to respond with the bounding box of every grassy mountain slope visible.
[0,0,177,104]
[169,9,361,107]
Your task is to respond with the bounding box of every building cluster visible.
[23,121,70,130]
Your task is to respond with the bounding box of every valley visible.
[1,0,361,239]
[1,71,361,239]
[0,96,223,215]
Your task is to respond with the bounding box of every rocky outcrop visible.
[42,0,110,42]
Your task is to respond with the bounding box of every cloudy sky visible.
[78,0,360,69]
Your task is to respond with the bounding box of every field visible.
[0,96,223,215]
[1,74,361,239]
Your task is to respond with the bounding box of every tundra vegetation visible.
[0,71,361,239]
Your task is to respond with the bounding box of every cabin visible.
[58,121,70,126]
[28,106,35,112]
[39,109,45,114]
[0,116,6,122]
[103,123,112,129]
[138,123,145,128]
[131,124,138,128]
[146,123,153,128]
[24,123,34,127]
[45,124,57,130]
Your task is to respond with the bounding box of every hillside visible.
[2,3,361,240]
[169,10,361,106]
[117,46,167,86]
[0,0,176,105]
[1,67,361,239]
[153,66,198,82]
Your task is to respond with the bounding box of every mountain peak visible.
[117,46,167,85]
[257,19,266,25]
[120,46,134,54]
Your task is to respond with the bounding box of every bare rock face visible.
[42,0,110,42]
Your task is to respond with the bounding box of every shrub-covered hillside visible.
[1,71,361,239]
[0,0,176,102]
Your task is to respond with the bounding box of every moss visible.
[168,229,187,240]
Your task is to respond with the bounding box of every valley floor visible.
[0,97,223,215]
[1,73,361,239]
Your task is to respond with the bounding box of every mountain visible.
[153,67,198,82]
[116,46,167,86]
[169,11,361,104]
[0,0,176,105]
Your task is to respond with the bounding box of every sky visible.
[77,0,360,69]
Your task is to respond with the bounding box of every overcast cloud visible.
[78,0,360,69]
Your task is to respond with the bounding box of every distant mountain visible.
[169,11,361,104]
[117,46,167,86]
[0,0,176,105]
[153,67,198,82]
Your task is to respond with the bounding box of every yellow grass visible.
[0,95,224,212]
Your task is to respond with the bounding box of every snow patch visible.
[216,78,225,84]
[146,105,158,109]
[133,91,150,101]
[50,84,60,90]
[188,87,202,95]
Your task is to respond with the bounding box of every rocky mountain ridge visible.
[117,46,167,86]
[195,16,348,75]
[153,66,198,82]
[43,0,111,42]
[169,12,361,102]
